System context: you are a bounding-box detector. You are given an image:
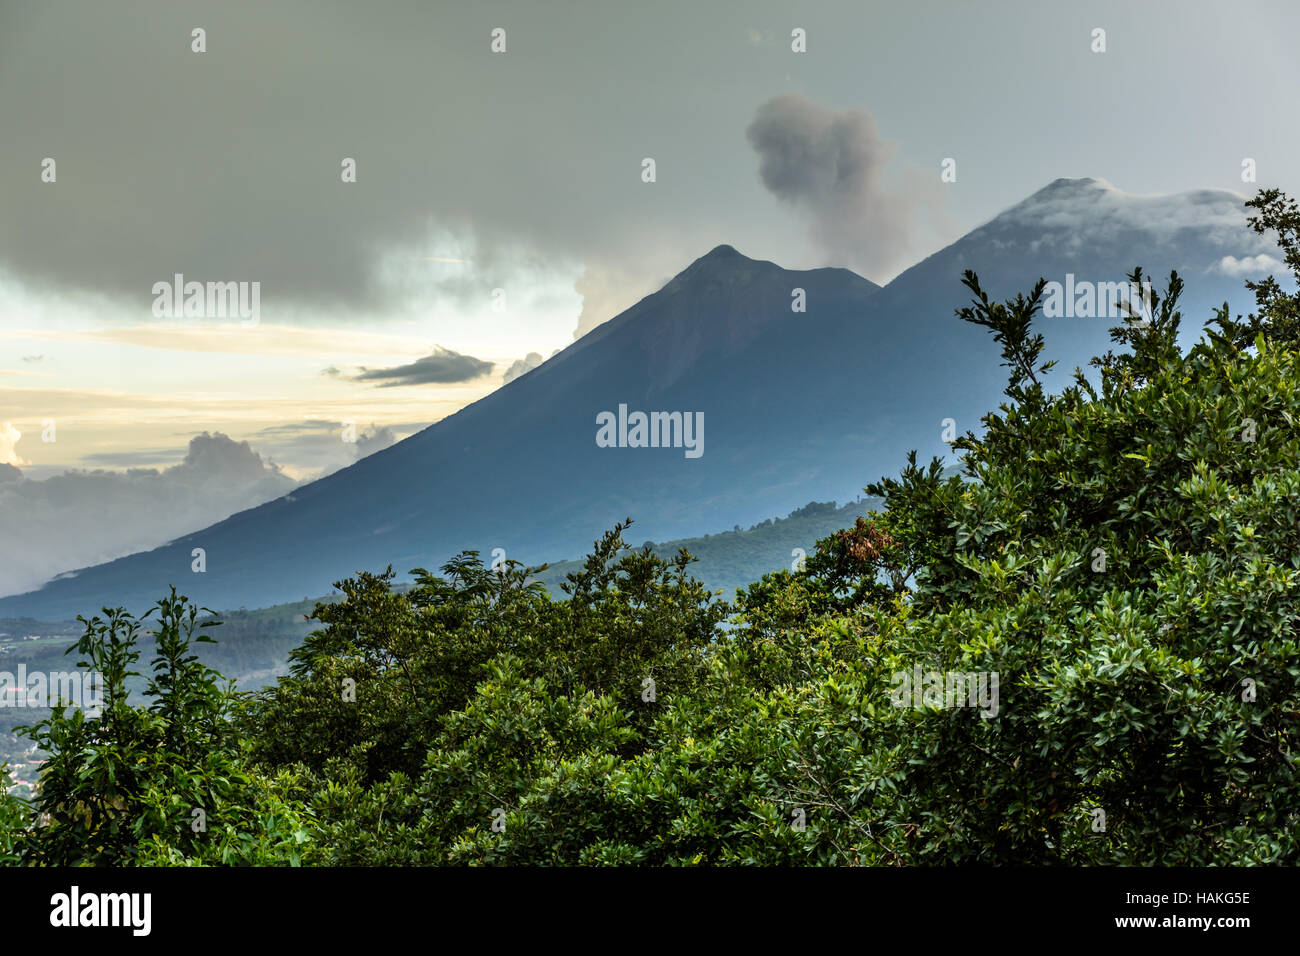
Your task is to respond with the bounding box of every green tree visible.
[17,589,311,866]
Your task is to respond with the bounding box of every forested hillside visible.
[532,498,882,600]
[3,189,1300,866]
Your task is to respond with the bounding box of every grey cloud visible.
[0,3,518,315]
[355,347,493,386]
[253,419,341,438]
[250,419,419,477]
[0,433,295,598]
[502,352,544,384]
[746,94,926,280]
[0,2,728,324]
[251,420,364,478]
[80,450,185,467]
[3,2,861,345]
[354,424,397,459]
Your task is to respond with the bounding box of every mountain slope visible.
[532,496,881,601]
[0,179,1272,619]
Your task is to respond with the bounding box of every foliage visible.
[0,766,27,865]
[11,589,312,866]
[241,519,728,788]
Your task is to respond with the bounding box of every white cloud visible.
[989,179,1269,257]
[0,422,26,466]
[1213,253,1285,277]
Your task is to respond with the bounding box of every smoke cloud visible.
[746,94,923,280]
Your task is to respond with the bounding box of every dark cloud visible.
[253,419,342,438]
[355,347,493,386]
[2,2,844,340]
[0,2,723,323]
[746,94,926,280]
[0,433,295,598]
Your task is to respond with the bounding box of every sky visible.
[1,0,1298,583]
